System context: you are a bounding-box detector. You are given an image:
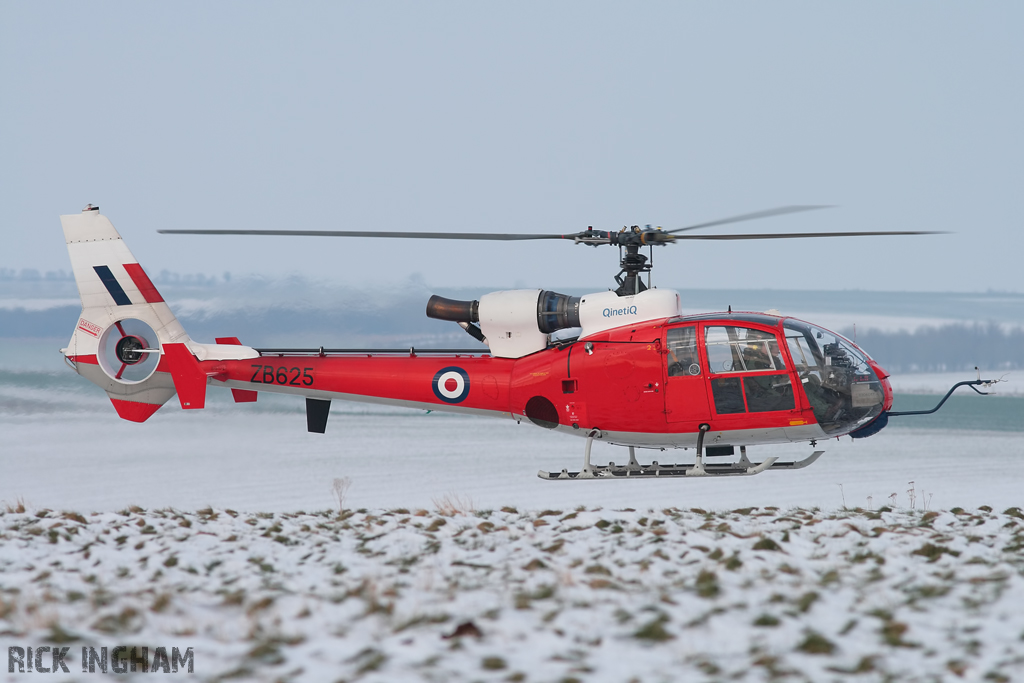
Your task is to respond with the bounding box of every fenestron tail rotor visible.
[98,318,161,384]
[159,205,945,295]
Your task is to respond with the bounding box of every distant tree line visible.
[841,322,1023,373]
[0,268,75,281]
[0,268,227,285]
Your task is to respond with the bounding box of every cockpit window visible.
[783,319,884,435]
[705,326,786,374]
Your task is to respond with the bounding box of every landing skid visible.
[538,430,824,480]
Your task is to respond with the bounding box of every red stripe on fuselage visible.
[123,263,165,303]
[209,354,515,414]
[70,354,99,365]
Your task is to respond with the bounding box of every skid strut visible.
[538,439,824,480]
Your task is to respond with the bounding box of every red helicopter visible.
[60,205,998,479]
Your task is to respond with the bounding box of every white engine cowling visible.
[478,290,550,359]
[577,289,681,338]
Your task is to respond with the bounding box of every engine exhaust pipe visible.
[426,295,479,323]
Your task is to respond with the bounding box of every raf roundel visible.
[432,366,471,404]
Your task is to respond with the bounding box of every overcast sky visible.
[2,3,1022,293]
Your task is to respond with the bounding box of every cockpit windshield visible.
[783,319,884,436]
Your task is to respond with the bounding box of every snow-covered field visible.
[2,505,1023,682]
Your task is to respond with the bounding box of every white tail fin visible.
[61,205,256,422]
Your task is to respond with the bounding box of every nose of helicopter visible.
[783,319,890,437]
[868,360,895,412]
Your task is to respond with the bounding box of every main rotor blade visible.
[157,229,571,241]
[669,205,833,234]
[671,230,944,240]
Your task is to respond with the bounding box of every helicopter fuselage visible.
[193,310,893,450]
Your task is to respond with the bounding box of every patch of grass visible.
[796,630,835,655]
[247,641,285,665]
[829,656,877,674]
[633,614,673,642]
[542,540,564,553]
[531,585,556,600]
[481,656,507,670]
[753,537,782,551]
[433,493,474,516]
[47,624,79,643]
[347,648,387,674]
[912,543,961,562]
[796,591,819,613]
[947,660,968,676]
[92,607,141,634]
[220,589,246,606]
[246,596,275,615]
[151,594,171,613]
[393,613,450,633]
[753,614,780,627]
[880,620,917,647]
[820,569,840,586]
[695,569,720,599]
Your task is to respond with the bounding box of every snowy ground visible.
[2,505,1023,682]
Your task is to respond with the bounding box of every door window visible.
[666,326,700,377]
[705,325,794,414]
[705,326,786,374]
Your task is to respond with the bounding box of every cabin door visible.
[663,325,711,424]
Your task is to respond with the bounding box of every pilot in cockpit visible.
[742,342,772,371]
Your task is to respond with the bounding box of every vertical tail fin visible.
[61,205,256,421]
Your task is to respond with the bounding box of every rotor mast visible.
[572,225,673,296]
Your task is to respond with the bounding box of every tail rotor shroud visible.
[97,318,161,384]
